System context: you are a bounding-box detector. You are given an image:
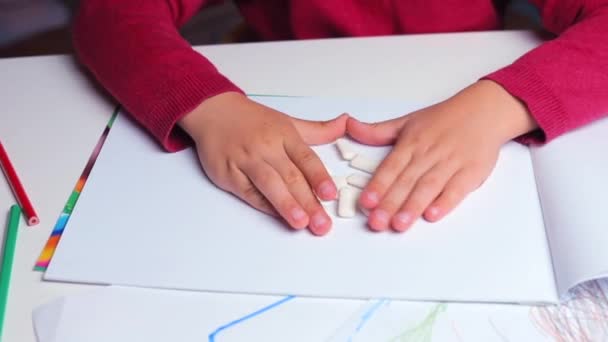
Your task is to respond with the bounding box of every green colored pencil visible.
[0,205,21,342]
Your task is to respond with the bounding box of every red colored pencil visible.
[0,141,39,226]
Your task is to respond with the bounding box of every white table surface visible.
[0,31,542,342]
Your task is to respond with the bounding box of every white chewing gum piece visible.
[346,174,370,189]
[338,186,358,218]
[331,176,348,190]
[349,155,380,174]
[335,138,357,161]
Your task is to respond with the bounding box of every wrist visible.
[452,80,538,142]
[178,91,247,141]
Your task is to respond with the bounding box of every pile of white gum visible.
[326,138,380,218]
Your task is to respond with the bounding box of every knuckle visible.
[392,174,416,191]
[381,158,402,173]
[299,148,318,164]
[418,175,444,191]
[409,134,425,147]
[404,197,426,214]
[462,169,487,189]
[380,198,402,211]
[399,129,423,146]
[371,172,401,192]
[260,136,274,148]
[258,196,273,209]
[411,146,432,161]
[407,187,438,211]
[240,186,270,209]
[283,167,304,186]
[442,187,464,204]
[241,139,273,157]
[301,200,320,213]
[386,183,407,197]
[240,184,260,199]
[239,143,254,157]
[250,165,275,190]
[224,160,241,177]
[254,170,274,189]
[445,153,464,167]
[368,178,390,193]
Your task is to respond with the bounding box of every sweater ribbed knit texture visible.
[73,0,608,151]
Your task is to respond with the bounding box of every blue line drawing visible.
[347,299,390,342]
[208,295,296,342]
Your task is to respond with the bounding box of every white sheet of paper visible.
[34,281,608,342]
[32,297,65,342]
[44,97,557,303]
[327,300,548,341]
[328,279,608,341]
[32,286,363,342]
[530,116,608,295]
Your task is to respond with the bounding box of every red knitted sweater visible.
[73,1,608,151]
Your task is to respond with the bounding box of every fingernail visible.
[361,191,380,207]
[392,212,412,231]
[310,212,328,230]
[318,180,336,199]
[291,207,307,221]
[369,209,389,230]
[426,206,441,221]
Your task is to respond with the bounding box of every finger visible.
[346,116,406,146]
[391,163,456,232]
[270,152,332,236]
[241,162,309,230]
[226,168,278,217]
[358,140,414,210]
[290,113,348,145]
[423,169,481,222]
[285,139,337,201]
[366,154,437,231]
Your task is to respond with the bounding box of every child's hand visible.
[179,92,347,236]
[347,80,538,232]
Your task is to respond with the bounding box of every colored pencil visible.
[0,205,22,341]
[0,142,38,226]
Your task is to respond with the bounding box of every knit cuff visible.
[483,63,569,145]
[146,71,244,152]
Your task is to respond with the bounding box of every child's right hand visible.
[179,92,347,236]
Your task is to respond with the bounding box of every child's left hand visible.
[347,80,538,232]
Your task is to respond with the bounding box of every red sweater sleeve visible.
[485,0,608,144]
[73,0,243,152]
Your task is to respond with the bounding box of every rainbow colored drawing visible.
[34,108,119,271]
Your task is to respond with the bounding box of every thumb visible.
[290,113,348,145]
[346,116,406,146]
